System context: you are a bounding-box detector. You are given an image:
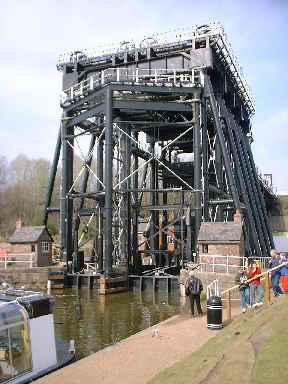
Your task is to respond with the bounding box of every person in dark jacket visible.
[185,273,203,317]
[235,267,250,313]
[269,249,283,296]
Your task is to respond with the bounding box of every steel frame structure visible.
[44,23,275,275]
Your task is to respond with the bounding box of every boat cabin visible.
[0,289,57,383]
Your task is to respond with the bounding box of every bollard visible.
[69,339,76,354]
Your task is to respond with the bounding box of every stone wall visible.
[0,266,64,291]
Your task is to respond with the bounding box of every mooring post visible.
[104,87,113,276]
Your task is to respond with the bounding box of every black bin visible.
[207,296,223,330]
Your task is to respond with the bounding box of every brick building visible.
[198,211,244,273]
[8,219,53,267]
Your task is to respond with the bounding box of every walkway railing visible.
[0,253,35,269]
[206,279,220,299]
[221,262,288,321]
[60,67,204,105]
[199,255,271,273]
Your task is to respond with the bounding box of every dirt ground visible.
[36,302,237,384]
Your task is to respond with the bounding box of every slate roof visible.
[198,222,242,243]
[8,226,52,244]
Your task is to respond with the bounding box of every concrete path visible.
[36,305,240,384]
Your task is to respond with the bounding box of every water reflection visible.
[53,289,188,359]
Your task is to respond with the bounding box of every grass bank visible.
[149,296,288,384]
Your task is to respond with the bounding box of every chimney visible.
[234,209,242,224]
[16,217,23,230]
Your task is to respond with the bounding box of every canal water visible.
[53,289,188,359]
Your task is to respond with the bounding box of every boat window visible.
[0,302,32,382]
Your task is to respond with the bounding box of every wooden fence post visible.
[264,272,271,305]
[227,291,232,321]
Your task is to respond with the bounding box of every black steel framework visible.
[44,23,275,274]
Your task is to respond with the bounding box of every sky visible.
[0,0,287,193]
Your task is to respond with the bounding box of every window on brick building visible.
[31,245,35,252]
[41,241,49,254]
[202,244,208,253]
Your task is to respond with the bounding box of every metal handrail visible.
[206,279,220,299]
[60,67,203,105]
[0,253,35,269]
[199,255,272,273]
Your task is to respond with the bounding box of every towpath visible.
[36,305,239,384]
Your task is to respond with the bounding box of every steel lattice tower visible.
[44,23,276,274]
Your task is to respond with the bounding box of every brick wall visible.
[10,244,33,253]
[207,243,241,256]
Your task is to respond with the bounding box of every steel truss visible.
[44,24,275,275]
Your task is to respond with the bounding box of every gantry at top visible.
[57,22,255,116]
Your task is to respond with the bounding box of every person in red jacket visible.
[248,261,264,307]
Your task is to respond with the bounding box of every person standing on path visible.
[185,272,203,317]
[269,249,283,296]
[248,261,264,307]
[235,266,250,313]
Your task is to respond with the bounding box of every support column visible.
[104,87,113,275]
[149,142,156,265]
[132,131,139,266]
[118,121,131,265]
[60,116,74,266]
[201,99,209,221]
[73,134,96,271]
[162,183,169,266]
[192,90,202,245]
[96,134,104,271]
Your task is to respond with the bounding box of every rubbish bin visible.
[207,296,223,330]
